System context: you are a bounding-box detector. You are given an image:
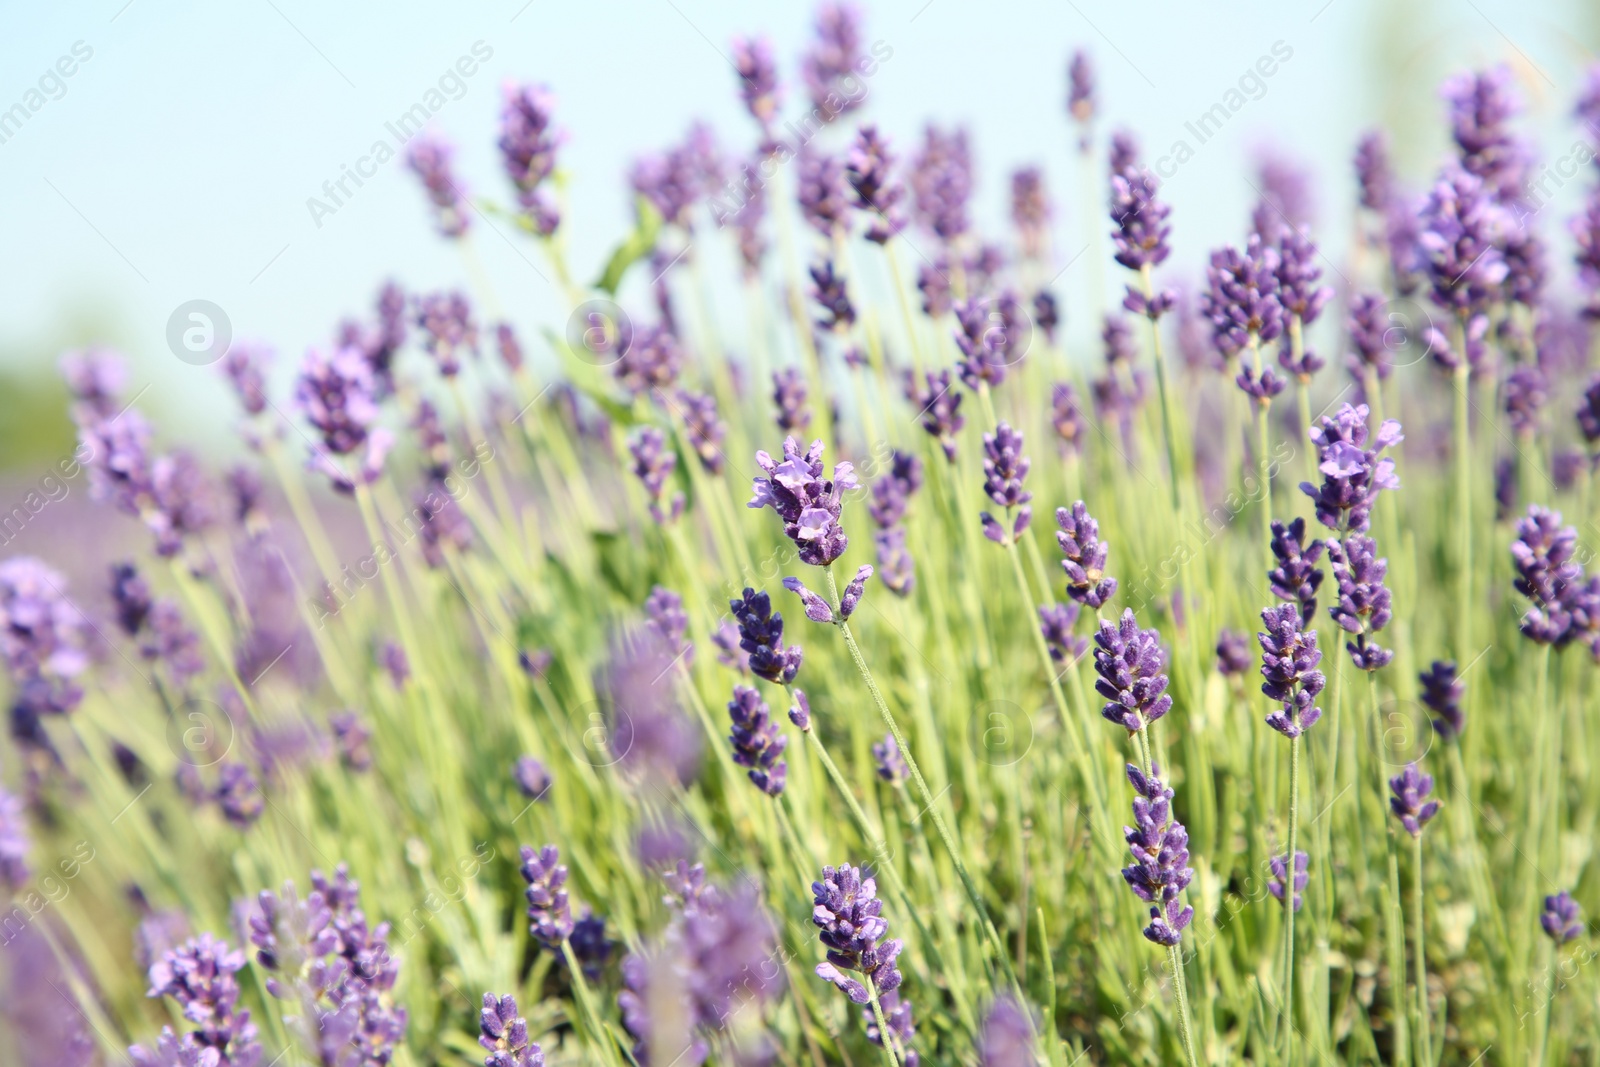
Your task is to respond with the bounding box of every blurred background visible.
[2,0,1597,512]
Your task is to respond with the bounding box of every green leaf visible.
[592,196,662,296]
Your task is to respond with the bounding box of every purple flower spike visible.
[1039,602,1088,663]
[1299,403,1403,533]
[407,135,470,238]
[614,325,681,397]
[978,993,1035,1067]
[1418,660,1465,742]
[798,149,850,237]
[1093,608,1172,733]
[520,844,574,951]
[1121,763,1195,946]
[1542,891,1584,944]
[872,733,908,784]
[840,565,873,620]
[848,125,906,244]
[772,367,813,435]
[644,586,693,666]
[802,3,866,119]
[142,934,261,1067]
[1109,160,1172,272]
[0,786,30,892]
[513,756,552,801]
[1269,518,1326,628]
[1354,130,1393,212]
[811,863,906,1004]
[910,369,965,462]
[875,528,915,597]
[1202,235,1284,356]
[749,437,857,567]
[730,587,804,685]
[733,36,781,136]
[1011,166,1050,261]
[953,297,1013,391]
[1575,190,1600,321]
[1346,293,1396,385]
[1504,365,1547,436]
[1388,762,1440,837]
[810,259,857,331]
[677,390,726,475]
[0,557,88,718]
[727,685,788,797]
[221,343,271,417]
[1443,66,1526,202]
[1056,501,1117,609]
[783,576,836,625]
[1417,164,1510,315]
[1236,362,1287,404]
[1511,505,1583,647]
[628,427,684,525]
[480,992,545,1067]
[981,423,1032,512]
[1215,629,1252,676]
[1051,382,1084,456]
[1258,603,1325,739]
[1327,534,1394,671]
[1275,227,1334,329]
[789,689,812,731]
[910,125,972,242]
[498,84,562,236]
[1067,50,1095,132]
[869,450,922,528]
[1268,851,1309,912]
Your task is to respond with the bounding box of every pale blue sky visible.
[1,0,1595,449]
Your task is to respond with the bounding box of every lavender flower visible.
[479,993,545,1067]
[1417,164,1509,315]
[60,345,127,420]
[1034,289,1060,344]
[916,255,952,316]
[1542,891,1584,944]
[520,844,574,950]
[1268,851,1309,913]
[953,297,1014,391]
[330,711,372,772]
[909,368,965,462]
[513,756,552,801]
[1268,518,1326,628]
[294,346,391,492]
[1574,188,1600,320]
[629,427,684,525]
[812,863,907,1014]
[871,732,909,784]
[406,136,470,238]
[729,159,768,276]
[1056,501,1117,609]
[810,259,856,332]
[1443,66,1526,202]
[1067,50,1095,146]
[414,291,477,378]
[1215,628,1251,675]
[141,600,205,690]
[1414,659,1464,742]
[868,450,922,528]
[729,587,803,685]
[78,406,153,516]
[1354,130,1393,212]
[801,2,865,118]
[1258,603,1325,738]
[1388,762,1440,837]
[732,36,780,135]
[1346,292,1396,386]
[1504,365,1547,436]
[1510,505,1582,646]
[772,367,812,434]
[1109,158,1172,272]
[0,786,29,892]
[130,1028,220,1067]
[1327,534,1394,671]
[848,125,906,243]
[142,934,261,1067]
[910,125,973,242]
[1093,608,1172,733]
[1051,382,1084,457]
[1275,227,1334,329]
[1202,235,1283,356]
[215,763,263,829]
[1039,602,1088,663]
[788,689,812,730]
[979,423,1032,543]
[875,527,916,597]
[498,84,561,236]
[783,576,836,624]
[1121,763,1195,946]
[1579,375,1600,448]
[1011,166,1050,261]
[1299,404,1403,533]
[978,994,1035,1067]
[797,149,849,237]
[727,685,788,797]
[644,586,693,665]
[0,557,87,717]
[748,436,858,567]
[220,343,271,417]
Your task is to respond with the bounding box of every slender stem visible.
[823,566,1025,1000]
[1452,352,1472,664]
[1168,942,1202,1067]
[1374,675,1412,1067]
[865,976,904,1066]
[1258,398,1275,579]
[1284,732,1301,1067]
[1412,833,1431,1067]
[1139,264,1183,514]
[562,939,625,1067]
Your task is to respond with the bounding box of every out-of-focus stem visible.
[1284,732,1301,1067]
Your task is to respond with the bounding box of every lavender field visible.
[4,3,1600,1065]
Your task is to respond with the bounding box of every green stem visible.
[1284,732,1301,1067]
[1412,833,1431,1067]
[1139,263,1183,514]
[865,976,904,1066]
[1168,942,1202,1067]
[823,566,1024,1001]
[1452,352,1471,664]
